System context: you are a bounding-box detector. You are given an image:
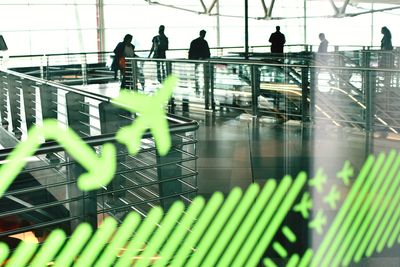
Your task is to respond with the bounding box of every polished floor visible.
[73,82,400,266]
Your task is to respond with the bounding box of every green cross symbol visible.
[113,75,177,156]
[323,185,341,209]
[309,168,328,193]
[293,192,313,219]
[309,210,327,235]
[337,160,354,186]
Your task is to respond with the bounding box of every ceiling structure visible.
[144,0,400,20]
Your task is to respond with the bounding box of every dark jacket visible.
[111,42,136,71]
[188,37,210,60]
[151,34,169,59]
[269,31,286,53]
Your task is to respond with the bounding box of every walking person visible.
[188,30,211,96]
[111,34,136,88]
[149,25,169,83]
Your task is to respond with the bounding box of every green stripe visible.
[95,212,142,267]
[263,258,278,267]
[201,184,260,267]
[217,179,277,267]
[231,176,293,267]
[282,226,297,243]
[311,155,375,267]
[321,153,386,267]
[272,242,288,258]
[287,254,300,267]
[298,249,313,267]
[75,217,118,267]
[136,201,185,267]
[5,241,37,267]
[373,178,400,254]
[352,157,400,262]
[54,223,93,267]
[153,197,205,267]
[115,206,164,267]
[30,229,66,267]
[169,192,224,267]
[378,189,400,251]
[334,150,397,266]
[385,196,400,248]
[0,243,10,265]
[246,172,307,267]
[187,188,243,266]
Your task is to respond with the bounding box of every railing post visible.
[46,55,50,80]
[210,63,215,111]
[0,72,8,128]
[204,61,210,110]
[131,58,138,91]
[301,66,310,122]
[309,63,317,123]
[81,54,88,85]
[251,65,260,117]
[364,69,375,132]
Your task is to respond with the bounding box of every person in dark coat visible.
[188,30,210,60]
[269,26,286,54]
[111,34,136,85]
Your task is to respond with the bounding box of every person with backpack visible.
[149,25,169,83]
[111,34,137,88]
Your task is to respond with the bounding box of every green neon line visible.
[53,223,93,267]
[0,243,10,265]
[351,155,400,263]
[310,155,375,267]
[115,206,164,267]
[5,241,37,267]
[263,258,278,267]
[30,229,66,267]
[201,184,260,267]
[333,150,397,266]
[287,254,300,267]
[385,197,400,248]
[374,178,400,253]
[272,242,288,258]
[75,217,118,267]
[379,191,400,251]
[187,188,243,266]
[231,176,293,267]
[169,192,224,267]
[153,197,205,267]
[246,172,307,267]
[95,212,142,267]
[217,180,277,267]
[282,226,297,243]
[298,249,313,267]
[136,201,185,267]
[321,153,386,267]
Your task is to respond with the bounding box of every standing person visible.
[111,34,136,88]
[188,30,210,60]
[318,33,328,53]
[188,30,211,97]
[380,26,394,88]
[149,25,169,83]
[269,26,286,54]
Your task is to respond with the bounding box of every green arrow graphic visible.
[0,119,117,196]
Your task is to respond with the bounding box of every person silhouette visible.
[149,25,169,83]
[188,30,210,60]
[269,26,286,54]
[111,34,136,88]
[318,33,328,53]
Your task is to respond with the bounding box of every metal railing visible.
[124,55,400,134]
[0,68,198,245]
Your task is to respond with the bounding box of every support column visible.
[96,0,106,55]
[244,0,249,60]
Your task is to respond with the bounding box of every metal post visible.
[244,0,249,60]
[204,62,210,110]
[309,55,317,123]
[132,58,138,90]
[81,54,88,85]
[301,66,309,122]
[251,65,260,116]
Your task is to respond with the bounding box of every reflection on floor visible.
[73,82,400,266]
